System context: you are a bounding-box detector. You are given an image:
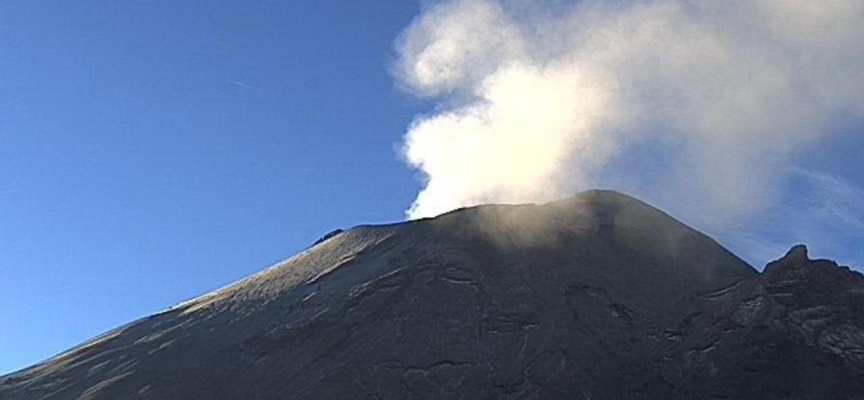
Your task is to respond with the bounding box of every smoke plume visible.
[393,0,864,226]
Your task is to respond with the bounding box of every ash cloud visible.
[392,0,864,227]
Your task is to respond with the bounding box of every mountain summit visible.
[2,190,862,399]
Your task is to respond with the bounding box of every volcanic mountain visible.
[2,190,863,399]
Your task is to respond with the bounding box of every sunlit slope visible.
[1,190,775,399]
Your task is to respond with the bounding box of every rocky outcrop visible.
[663,244,864,399]
[1,190,861,399]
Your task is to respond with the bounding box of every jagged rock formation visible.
[1,190,862,399]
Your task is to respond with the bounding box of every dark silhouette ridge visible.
[311,228,345,247]
[2,190,862,399]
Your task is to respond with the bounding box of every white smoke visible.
[393,0,864,223]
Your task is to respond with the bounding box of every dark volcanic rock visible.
[312,228,345,247]
[666,244,864,399]
[1,190,862,399]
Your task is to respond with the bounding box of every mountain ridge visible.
[2,190,861,399]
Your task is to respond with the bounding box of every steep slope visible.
[669,245,864,399]
[1,190,860,399]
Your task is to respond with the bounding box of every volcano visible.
[2,190,863,399]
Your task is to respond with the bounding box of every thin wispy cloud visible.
[229,79,256,90]
[791,167,864,231]
[712,165,864,268]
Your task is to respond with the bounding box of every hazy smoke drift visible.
[394,0,864,220]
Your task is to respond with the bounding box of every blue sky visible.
[1,1,863,376]
[0,1,423,375]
